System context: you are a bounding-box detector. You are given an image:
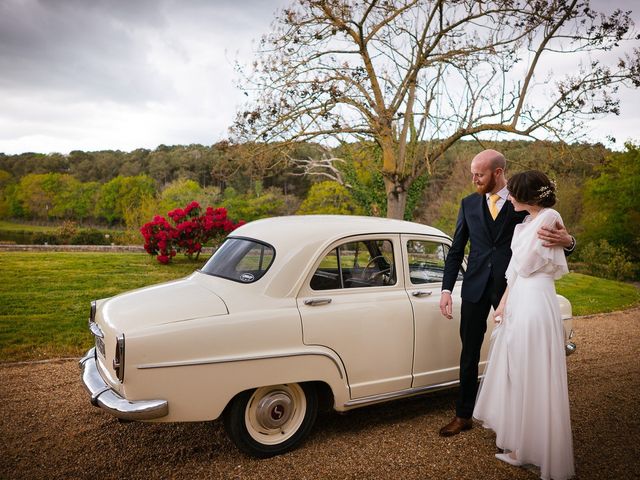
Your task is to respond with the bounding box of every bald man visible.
[438,149,575,437]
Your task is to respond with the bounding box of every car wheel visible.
[223,383,318,458]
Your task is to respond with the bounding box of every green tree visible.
[148,146,178,185]
[159,179,204,213]
[0,169,13,218]
[581,143,640,260]
[14,173,70,219]
[95,175,157,224]
[118,148,150,177]
[46,175,97,220]
[223,184,289,222]
[297,181,364,215]
[122,196,158,245]
[68,181,100,222]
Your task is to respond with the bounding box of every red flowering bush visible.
[141,201,244,264]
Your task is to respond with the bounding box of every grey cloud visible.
[0,0,290,105]
[0,0,173,103]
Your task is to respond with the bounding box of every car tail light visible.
[113,334,126,382]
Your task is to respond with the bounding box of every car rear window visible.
[200,237,275,283]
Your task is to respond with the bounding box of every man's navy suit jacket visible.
[442,193,527,304]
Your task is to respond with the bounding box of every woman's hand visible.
[494,288,508,324]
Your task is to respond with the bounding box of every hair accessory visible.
[537,182,555,198]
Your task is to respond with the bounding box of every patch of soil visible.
[1,308,639,479]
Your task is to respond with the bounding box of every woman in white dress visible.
[473,170,574,480]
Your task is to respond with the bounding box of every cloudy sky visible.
[0,0,638,155]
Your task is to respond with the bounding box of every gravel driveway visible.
[1,308,639,480]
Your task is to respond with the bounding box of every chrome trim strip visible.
[137,351,345,379]
[113,334,125,382]
[80,348,168,421]
[344,379,460,408]
[89,321,103,338]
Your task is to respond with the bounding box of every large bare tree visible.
[233,0,639,219]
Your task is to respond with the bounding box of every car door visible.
[401,235,465,387]
[297,234,414,399]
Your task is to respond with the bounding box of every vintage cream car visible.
[80,215,575,457]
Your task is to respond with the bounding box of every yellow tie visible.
[489,193,500,220]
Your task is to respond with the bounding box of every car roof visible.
[229,215,448,248]
[209,215,452,298]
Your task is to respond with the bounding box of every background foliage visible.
[0,140,637,279]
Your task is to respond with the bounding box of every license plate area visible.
[96,336,105,358]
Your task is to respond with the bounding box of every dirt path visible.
[1,308,639,480]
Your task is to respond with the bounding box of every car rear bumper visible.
[79,347,168,421]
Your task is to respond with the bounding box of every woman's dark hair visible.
[507,170,556,208]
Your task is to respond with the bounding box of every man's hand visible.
[537,221,573,249]
[440,291,453,319]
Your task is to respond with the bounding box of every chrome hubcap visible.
[255,390,293,429]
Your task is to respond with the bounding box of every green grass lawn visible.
[555,273,640,316]
[0,252,209,362]
[0,252,637,362]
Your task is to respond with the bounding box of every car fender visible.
[123,345,349,422]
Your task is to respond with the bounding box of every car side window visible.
[310,239,396,290]
[407,240,463,284]
[309,248,341,290]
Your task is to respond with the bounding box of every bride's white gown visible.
[473,208,575,480]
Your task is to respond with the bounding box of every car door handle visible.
[304,298,332,306]
[411,290,433,297]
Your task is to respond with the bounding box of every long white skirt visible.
[473,273,574,480]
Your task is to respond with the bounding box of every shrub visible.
[72,229,111,245]
[577,239,636,281]
[56,220,78,243]
[140,201,244,264]
[32,232,60,245]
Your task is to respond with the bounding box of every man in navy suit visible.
[438,149,575,436]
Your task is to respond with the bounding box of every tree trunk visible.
[380,132,410,220]
[384,177,408,220]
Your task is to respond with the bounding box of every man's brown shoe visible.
[439,416,473,437]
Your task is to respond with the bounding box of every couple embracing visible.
[438,149,575,480]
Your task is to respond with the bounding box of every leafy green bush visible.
[71,229,111,245]
[577,240,636,281]
[31,226,111,245]
[32,232,60,245]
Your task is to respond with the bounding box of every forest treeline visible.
[0,139,637,279]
